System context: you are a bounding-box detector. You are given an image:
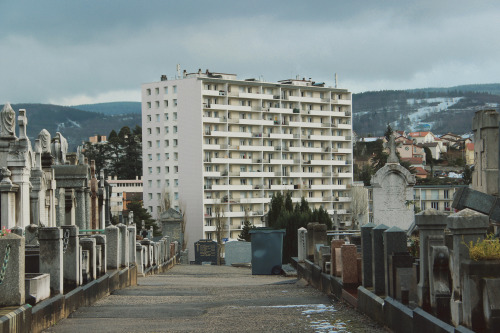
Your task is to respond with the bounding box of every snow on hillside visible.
[406,97,463,131]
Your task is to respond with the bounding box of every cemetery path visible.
[43,265,387,332]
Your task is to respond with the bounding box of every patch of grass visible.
[464,234,500,261]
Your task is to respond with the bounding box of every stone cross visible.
[17,109,28,140]
[386,133,399,164]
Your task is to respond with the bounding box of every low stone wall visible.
[293,258,474,333]
[0,259,176,333]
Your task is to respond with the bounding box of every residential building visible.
[142,69,353,258]
[465,143,475,166]
[107,176,143,218]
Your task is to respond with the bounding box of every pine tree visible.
[238,220,254,242]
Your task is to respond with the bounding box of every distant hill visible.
[353,84,500,136]
[2,103,141,151]
[72,101,141,115]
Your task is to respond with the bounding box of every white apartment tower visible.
[142,69,353,259]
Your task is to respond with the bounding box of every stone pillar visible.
[61,225,80,289]
[361,222,375,287]
[341,244,358,285]
[141,239,151,267]
[415,209,448,309]
[65,189,76,225]
[80,238,96,281]
[136,243,144,275]
[10,166,31,228]
[128,225,136,266]
[297,227,307,262]
[55,188,65,226]
[0,234,25,306]
[105,225,120,269]
[383,226,407,297]
[447,209,489,327]
[306,222,319,260]
[372,224,389,295]
[85,188,91,230]
[92,234,107,275]
[75,188,86,231]
[165,236,170,260]
[117,224,129,267]
[39,227,63,294]
[11,226,23,237]
[312,224,327,264]
[0,177,18,229]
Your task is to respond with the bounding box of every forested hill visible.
[73,102,141,115]
[1,103,141,151]
[353,83,500,136]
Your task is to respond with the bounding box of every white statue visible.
[38,129,52,154]
[0,103,16,137]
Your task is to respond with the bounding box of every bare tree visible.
[178,199,188,251]
[214,200,225,265]
[350,185,368,229]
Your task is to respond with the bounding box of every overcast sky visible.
[1,0,499,105]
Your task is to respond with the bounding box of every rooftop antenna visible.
[335,73,338,88]
[176,64,181,79]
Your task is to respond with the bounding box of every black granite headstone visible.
[361,223,375,288]
[194,239,218,265]
[383,226,408,297]
[372,224,389,295]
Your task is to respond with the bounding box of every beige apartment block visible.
[107,176,143,218]
[141,69,353,259]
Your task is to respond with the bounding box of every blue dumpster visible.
[249,228,286,275]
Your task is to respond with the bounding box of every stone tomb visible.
[224,241,251,266]
[194,239,218,265]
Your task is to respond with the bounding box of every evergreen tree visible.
[127,201,159,235]
[238,220,254,242]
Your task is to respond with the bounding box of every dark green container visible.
[249,228,286,275]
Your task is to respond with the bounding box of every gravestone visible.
[383,226,408,296]
[361,223,375,287]
[61,225,80,289]
[105,225,120,269]
[224,241,251,266]
[341,244,358,285]
[39,227,63,294]
[330,239,345,277]
[306,222,319,260]
[297,227,307,262]
[159,208,184,246]
[389,252,414,299]
[0,234,25,306]
[372,224,389,295]
[371,134,416,230]
[194,239,218,265]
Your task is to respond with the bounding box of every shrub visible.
[464,234,500,261]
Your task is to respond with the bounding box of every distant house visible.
[396,135,426,163]
[414,167,428,179]
[466,143,475,165]
[408,131,435,144]
[420,142,445,160]
[401,156,425,169]
[440,133,462,146]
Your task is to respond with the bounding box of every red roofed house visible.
[466,143,474,166]
[408,131,435,144]
[414,167,428,179]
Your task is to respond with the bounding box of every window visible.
[173,99,178,106]
[174,152,178,160]
[156,153,161,161]
[148,206,153,213]
[147,141,152,148]
[173,126,178,133]
[164,100,168,107]
[165,126,169,133]
[157,193,161,199]
[431,201,439,210]
[148,154,152,161]
[156,127,160,134]
[148,180,152,187]
[156,180,161,187]
[444,190,449,199]
[155,88,159,95]
[146,88,151,95]
[174,166,179,173]
[156,114,160,122]
[164,113,169,120]
[173,139,178,146]
[174,192,179,200]
[156,167,161,174]
[147,115,151,122]
[173,112,178,120]
[147,128,152,134]
[174,179,178,187]
[155,101,159,108]
[147,102,151,109]
[165,153,169,160]
[164,87,168,94]
[165,140,169,147]
[148,167,152,174]
[173,85,177,93]
[156,140,160,148]
[148,193,153,200]
[165,166,169,173]
[207,232,213,240]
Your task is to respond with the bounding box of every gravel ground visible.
[44,265,388,333]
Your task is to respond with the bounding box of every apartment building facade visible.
[141,69,353,258]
